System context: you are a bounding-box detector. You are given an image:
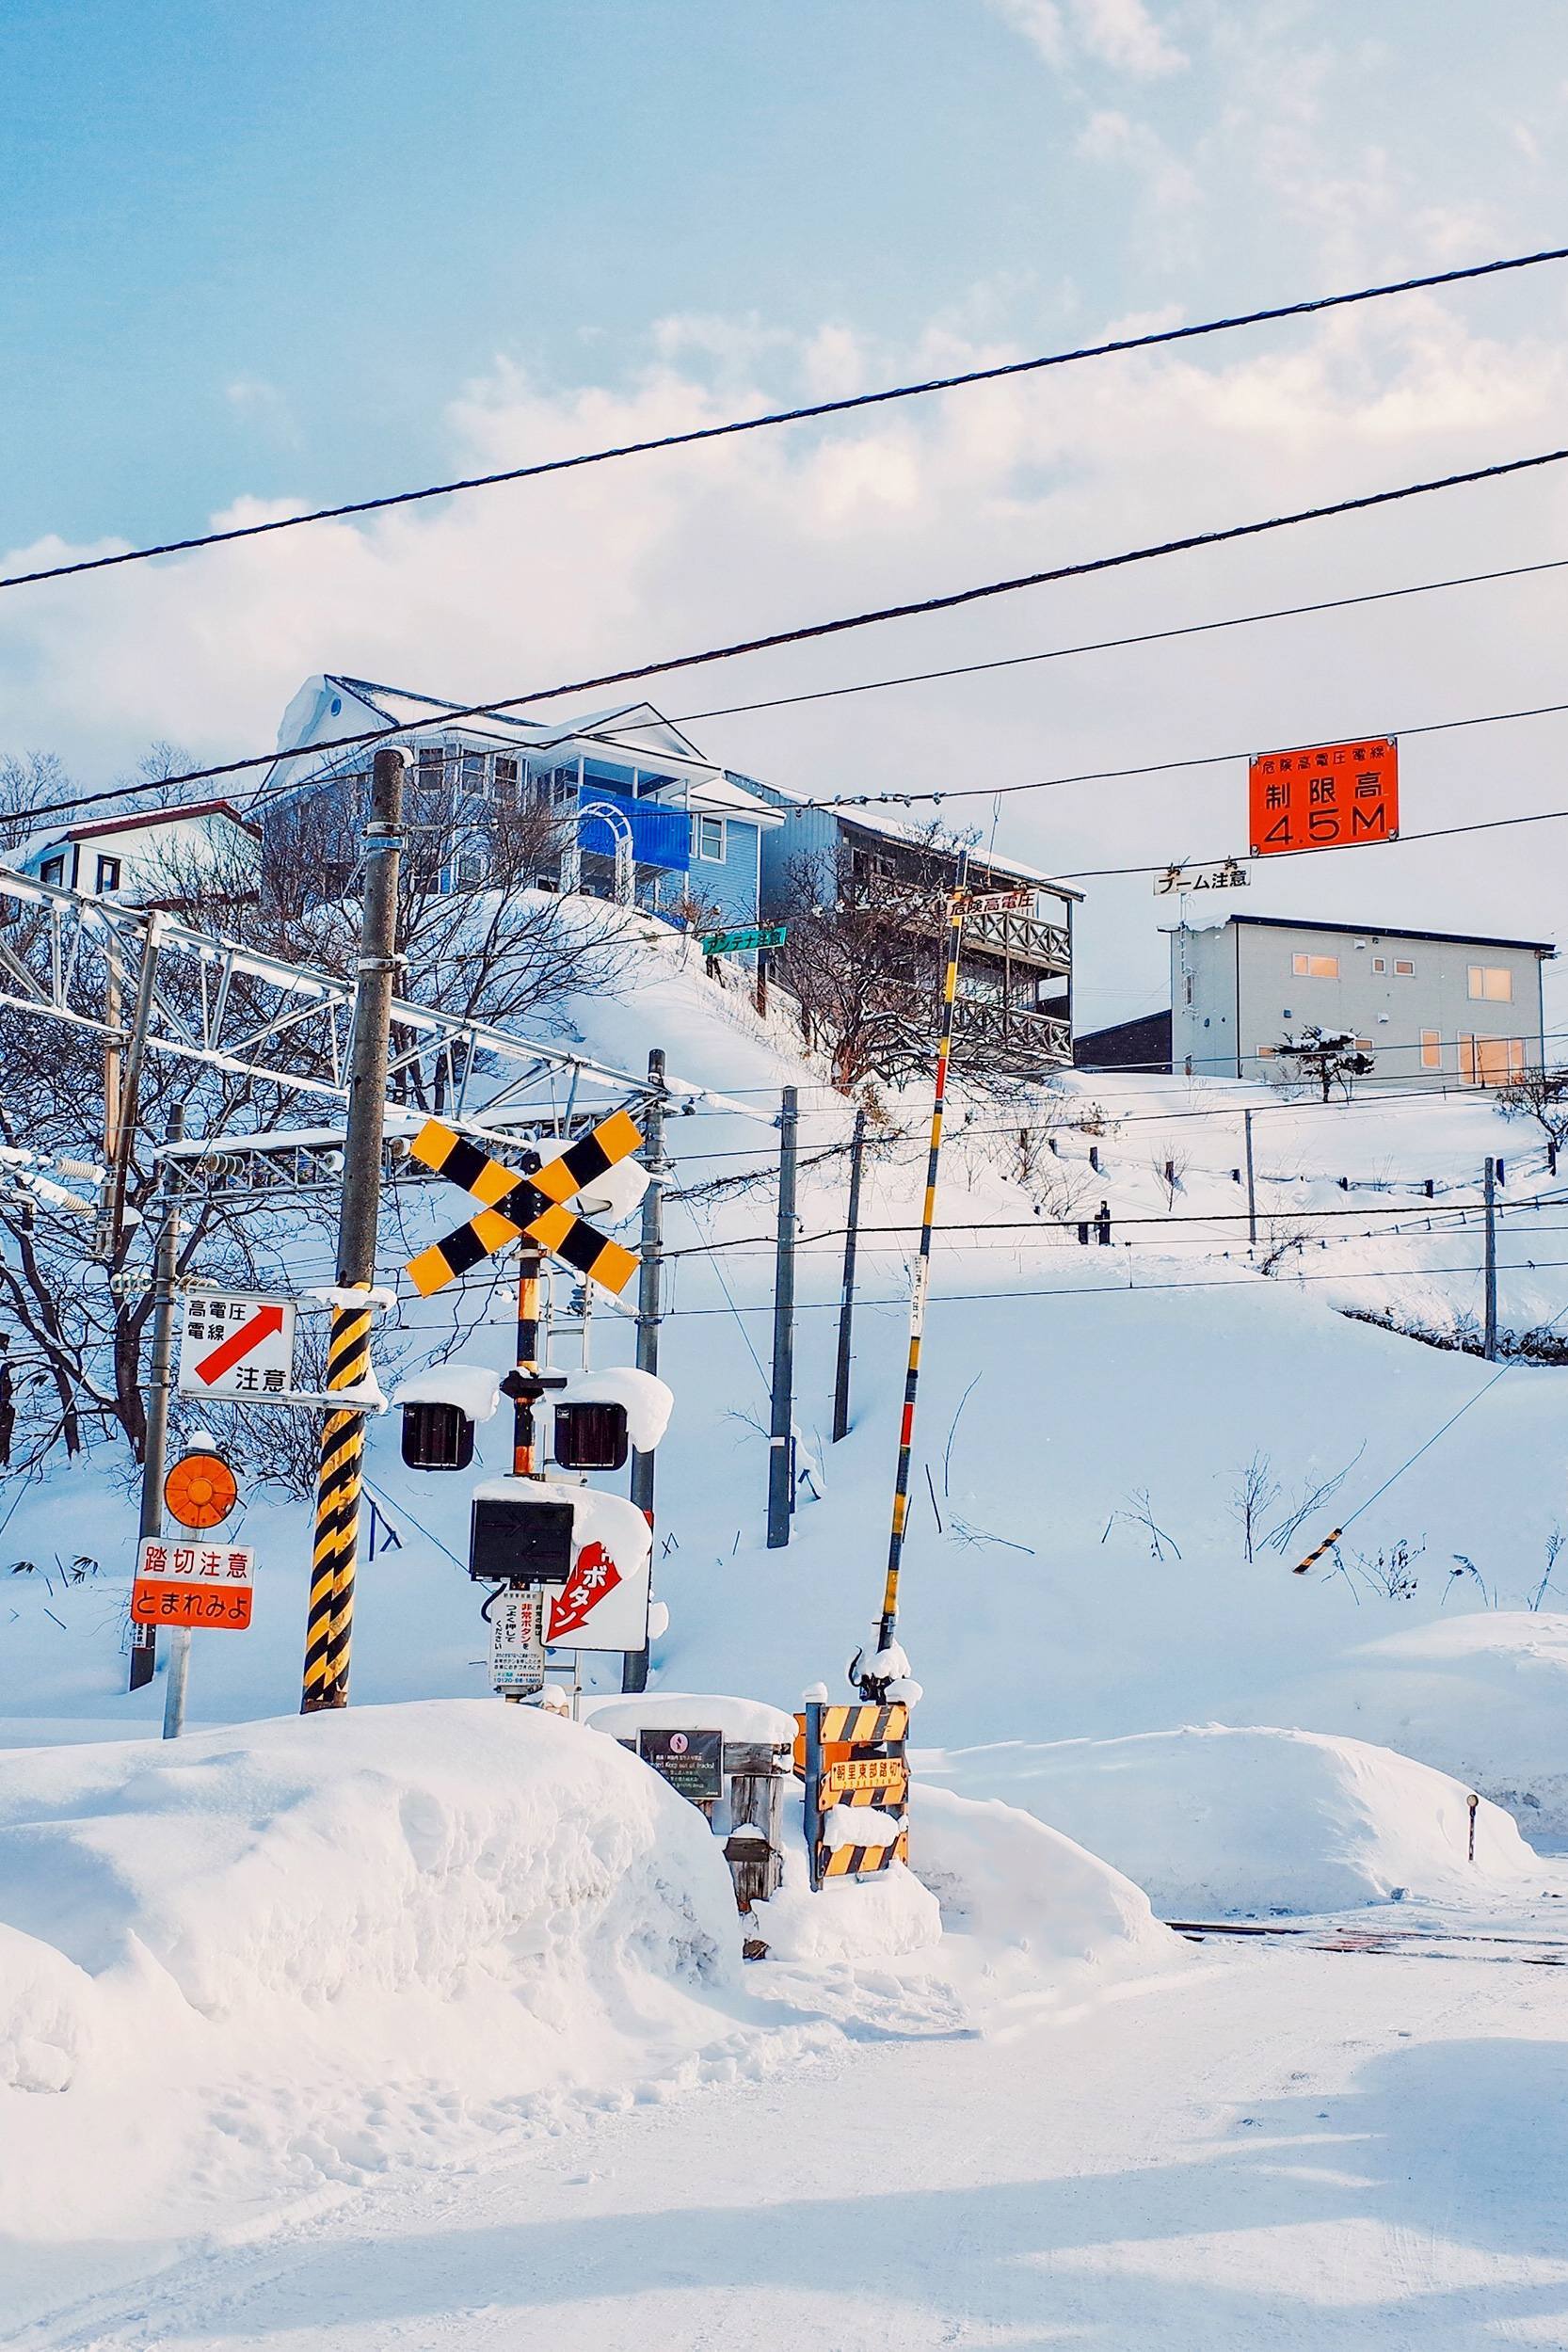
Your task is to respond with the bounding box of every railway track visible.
[1166,1916,1568,1964]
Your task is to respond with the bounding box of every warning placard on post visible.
[178,1294,295,1401]
[131,1535,253,1629]
[1249,738,1398,857]
[489,1589,546,1695]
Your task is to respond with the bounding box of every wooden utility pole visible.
[127,1104,183,1696]
[832,1105,866,1442]
[624,1047,666,1693]
[766,1085,798,1548]
[301,748,404,1713]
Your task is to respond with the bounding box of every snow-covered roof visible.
[741,773,1081,898]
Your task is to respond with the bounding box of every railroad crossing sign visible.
[178,1293,295,1400]
[131,1534,254,1630]
[405,1110,644,1299]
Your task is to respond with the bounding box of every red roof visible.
[64,798,260,845]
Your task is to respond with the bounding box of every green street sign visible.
[700,923,787,956]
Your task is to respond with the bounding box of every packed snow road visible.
[20,1937,1566,2352]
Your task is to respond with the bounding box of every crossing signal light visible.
[400,1400,475,1472]
[552,1400,629,1471]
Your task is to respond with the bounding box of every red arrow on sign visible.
[194,1304,285,1387]
[547,1542,623,1642]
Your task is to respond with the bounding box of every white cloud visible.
[984,0,1067,69]
[986,0,1185,77]
[5,297,1567,1027]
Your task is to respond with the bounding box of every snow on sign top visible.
[177,1294,295,1401]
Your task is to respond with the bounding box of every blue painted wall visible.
[688,812,765,927]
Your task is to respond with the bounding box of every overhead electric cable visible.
[13,440,1568,834]
[8,244,1566,595]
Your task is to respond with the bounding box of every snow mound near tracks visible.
[0,1701,743,2249]
[921,1723,1544,1917]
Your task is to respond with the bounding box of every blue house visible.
[260,677,781,929]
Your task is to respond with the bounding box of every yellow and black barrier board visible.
[820,1832,909,1879]
[405,1111,643,1300]
[793,1702,908,1773]
[821,1756,910,1801]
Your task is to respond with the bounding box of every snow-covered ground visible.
[4,918,1568,2344]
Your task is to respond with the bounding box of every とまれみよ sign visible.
[1249,738,1398,857]
[177,1293,296,1400]
[131,1534,254,1629]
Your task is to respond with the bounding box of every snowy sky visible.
[5,0,1568,1027]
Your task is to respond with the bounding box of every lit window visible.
[1462,1036,1527,1085]
[1355,1037,1373,1051]
[1291,952,1339,979]
[1256,1045,1277,1059]
[1393,957,1416,977]
[1467,965,1512,1002]
[1371,956,1387,973]
[39,856,64,887]
[95,855,121,894]
[695,814,727,863]
[1420,1031,1442,1070]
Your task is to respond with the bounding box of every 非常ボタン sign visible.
[699,923,786,957]
[177,1294,295,1400]
[544,1540,650,1652]
[488,1588,546,1694]
[1249,738,1399,857]
[637,1727,724,1803]
[130,1534,254,1629]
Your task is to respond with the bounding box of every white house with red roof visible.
[15,799,260,904]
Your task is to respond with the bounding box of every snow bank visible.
[0,1702,742,2250]
[1262,1611,1568,1840]
[913,1782,1176,1974]
[920,1725,1543,1917]
[553,1365,674,1451]
[587,1691,798,1746]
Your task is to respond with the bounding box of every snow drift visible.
[920,1724,1544,1917]
[0,1701,744,2256]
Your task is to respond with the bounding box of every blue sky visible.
[5,1,1568,1021]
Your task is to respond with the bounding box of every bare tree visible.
[1275,1026,1375,1103]
[1230,1450,1282,1562]
[1497,1064,1568,1162]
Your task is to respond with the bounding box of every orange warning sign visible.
[130,1535,254,1629]
[164,1451,238,1529]
[1249,738,1398,857]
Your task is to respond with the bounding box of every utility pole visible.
[1483,1154,1498,1362]
[860,850,968,1695]
[624,1047,665,1693]
[301,748,404,1714]
[105,917,164,1259]
[1243,1108,1257,1250]
[832,1105,867,1443]
[767,1084,798,1548]
[128,1104,183,1697]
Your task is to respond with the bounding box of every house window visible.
[1371,956,1386,973]
[1354,1037,1373,1051]
[493,757,519,802]
[1461,1036,1526,1085]
[94,855,121,894]
[1393,957,1416,977]
[39,856,64,887]
[1256,1044,1277,1059]
[694,814,727,863]
[417,744,445,790]
[1467,965,1512,1002]
[1420,1031,1442,1069]
[1291,952,1339,979]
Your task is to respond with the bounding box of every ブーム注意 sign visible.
[130,1534,254,1629]
[637,1727,724,1803]
[1249,738,1398,857]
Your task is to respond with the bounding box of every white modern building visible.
[16,800,261,904]
[1169,914,1554,1086]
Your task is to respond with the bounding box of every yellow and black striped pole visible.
[300,746,404,1714]
[1293,1525,1343,1576]
[865,849,968,1685]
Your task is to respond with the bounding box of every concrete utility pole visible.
[1483,1155,1498,1363]
[767,1084,798,1548]
[624,1047,666,1693]
[1243,1108,1257,1250]
[832,1105,866,1443]
[105,916,164,1259]
[301,748,404,1713]
[127,1104,183,1696]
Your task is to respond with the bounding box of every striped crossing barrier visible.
[301,1290,376,1711]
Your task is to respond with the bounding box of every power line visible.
[648,553,1568,731]
[1059,796,1568,879]
[657,1254,1568,1318]
[14,440,1568,836]
[9,244,1566,597]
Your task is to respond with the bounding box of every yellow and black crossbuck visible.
[405,1108,644,1299]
